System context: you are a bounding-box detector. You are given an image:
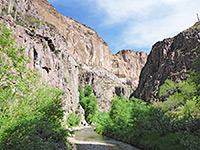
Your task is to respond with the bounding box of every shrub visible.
[66,112,82,127]
[0,23,68,149]
[96,93,200,149]
[79,86,98,124]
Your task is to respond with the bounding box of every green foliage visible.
[78,86,98,124]
[96,96,149,145]
[0,23,26,84]
[80,95,98,123]
[158,79,198,119]
[62,53,65,59]
[95,30,200,150]
[109,96,132,127]
[96,94,200,149]
[159,79,178,97]
[63,77,67,84]
[159,79,196,98]
[84,85,93,97]
[78,87,85,101]
[66,112,82,127]
[0,23,68,149]
[0,87,67,150]
[95,111,111,134]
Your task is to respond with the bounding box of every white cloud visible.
[94,0,200,51]
[95,0,159,25]
[47,0,200,52]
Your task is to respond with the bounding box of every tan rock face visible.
[0,13,80,121]
[78,64,136,111]
[0,0,148,115]
[32,0,148,79]
[113,50,148,79]
[32,0,114,71]
[132,22,200,101]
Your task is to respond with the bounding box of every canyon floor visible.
[68,126,139,150]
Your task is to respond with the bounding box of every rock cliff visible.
[78,64,137,111]
[132,22,200,101]
[32,0,148,79]
[33,0,114,71]
[1,14,81,121]
[113,50,148,79]
[0,0,147,116]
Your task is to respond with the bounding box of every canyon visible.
[1,0,200,149]
[1,0,199,118]
[0,0,148,118]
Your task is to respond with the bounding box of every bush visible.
[95,111,111,134]
[96,93,200,149]
[66,112,82,127]
[0,23,68,149]
[79,86,98,124]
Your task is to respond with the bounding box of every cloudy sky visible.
[47,0,200,54]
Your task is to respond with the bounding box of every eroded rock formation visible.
[132,22,200,101]
[78,64,136,111]
[113,50,148,79]
[32,0,114,71]
[0,0,147,117]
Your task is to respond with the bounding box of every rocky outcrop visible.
[78,64,136,111]
[113,50,148,79]
[132,22,200,101]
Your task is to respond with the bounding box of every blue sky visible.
[47,0,200,54]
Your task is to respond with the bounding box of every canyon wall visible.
[114,50,148,78]
[132,22,200,101]
[0,0,147,116]
[32,0,148,79]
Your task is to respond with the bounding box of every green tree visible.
[66,112,82,127]
[158,79,198,119]
[84,85,93,97]
[109,96,132,128]
[0,22,68,149]
[79,86,98,124]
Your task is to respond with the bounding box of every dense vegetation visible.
[0,23,68,149]
[96,49,200,149]
[65,112,81,127]
[79,85,98,124]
